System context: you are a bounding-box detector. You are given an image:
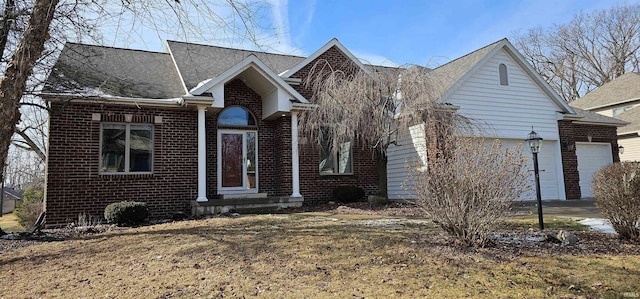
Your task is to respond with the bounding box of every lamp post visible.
[526,129,544,230]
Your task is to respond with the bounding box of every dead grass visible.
[0,213,24,232]
[0,215,638,298]
[502,218,591,231]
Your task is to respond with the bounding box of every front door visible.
[218,130,258,193]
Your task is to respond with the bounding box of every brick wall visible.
[291,45,380,202]
[290,45,360,100]
[46,102,198,225]
[299,142,380,202]
[558,120,620,200]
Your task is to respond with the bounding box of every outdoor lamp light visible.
[619,145,625,155]
[526,129,543,154]
[525,128,544,230]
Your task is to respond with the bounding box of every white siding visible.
[618,137,640,162]
[447,49,561,140]
[596,109,614,117]
[594,104,639,117]
[387,137,564,200]
[386,48,569,200]
[576,142,613,198]
[387,124,426,200]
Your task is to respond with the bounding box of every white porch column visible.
[290,111,302,198]
[196,106,208,202]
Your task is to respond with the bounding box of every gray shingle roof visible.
[571,72,640,109]
[571,107,628,126]
[167,40,305,91]
[43,43,185,99]
[425,39,504,99]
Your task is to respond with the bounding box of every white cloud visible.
[262,0,305,55]
[351,50,398,67]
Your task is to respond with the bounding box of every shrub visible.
[332,186,365,203]
[104,201,150,226]
[592,162,640,242]
[368,195,390,207]
[14,187,44,231]
[410,137,529,246]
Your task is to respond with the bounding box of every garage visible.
[500,139,563,200]
[576,142,613,198]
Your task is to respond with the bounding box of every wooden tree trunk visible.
[0,0,59,177]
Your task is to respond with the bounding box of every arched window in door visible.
[218,106,256,127]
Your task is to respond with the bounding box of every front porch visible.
[191,194,304,215]
[183,55,314,216]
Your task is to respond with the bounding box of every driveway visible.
[512,199,601,219]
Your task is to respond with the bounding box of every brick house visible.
[42,39,380,225]
[42,38,623,226]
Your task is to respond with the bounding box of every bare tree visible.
[0,0,59,194]
[300,61,472,196]
[300,59,527,245]
[410,137,529,246]
[513,4,640,101]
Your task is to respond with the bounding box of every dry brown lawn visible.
[0,214,639,298]
[0,213,24,233]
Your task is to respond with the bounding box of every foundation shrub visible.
[104,201,149,226]
[332,186,365,203]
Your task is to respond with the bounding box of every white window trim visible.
[499,63,509,86]
[319,134,354,176]
[99,123,154,175]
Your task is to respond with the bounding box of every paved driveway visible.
[512,199,601,219]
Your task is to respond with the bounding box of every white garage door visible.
[576,143,613,198]
[501,139,562,200]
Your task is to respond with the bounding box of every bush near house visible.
[332,186,365,203]
[411,138,529,246]
[592,162,640,242]
[14,187,44,231]
[104,201,150,226]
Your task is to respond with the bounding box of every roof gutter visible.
[290,102,318,111]
[40,92,184,107]
[572,120,628,127]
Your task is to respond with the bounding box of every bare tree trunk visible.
[0,0,16,60]
[0,0,59,185]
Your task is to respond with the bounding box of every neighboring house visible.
[387,39,625,201]
[570,73,640,161]
[2,186,22,214]
[42,38,623,226]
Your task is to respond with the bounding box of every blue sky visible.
[279,0,639,67]
[118,0,639,67]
